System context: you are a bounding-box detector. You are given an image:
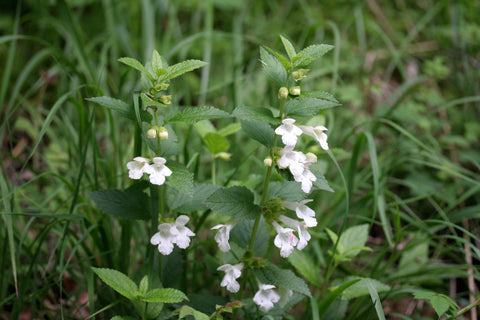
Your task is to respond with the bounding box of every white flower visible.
[281,200,317,227]
[299,125,329,150]
[211,224,233,252]
[150,222,176,255]
[275,118,303,147]
[278,146,306,177]
[217,263,243,293]
[126,156,150,179]
[173,215,195,249]
[272,222,298,258]
[293,164,317,194]
[279,215,311,250]
[150,215,195,255]
[145,157,172,185]
[253,283,281,312]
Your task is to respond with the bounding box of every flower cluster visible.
[126,156,172,185]
[150,215,195,255]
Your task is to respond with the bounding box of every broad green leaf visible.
[166,106,231,124]
[233,105,277,124]
[431,295,450,317]
[110,316,137,320]
[160,59,208,82]
[240,120,275,147]
[318,280,360,317]
[280,35,296,61]
[217,122,241,136]
[328,224,370,260]
[87,96,152,122]
[339,277,390,300]
[140,92,167,108]
[203,132,230,154]
[88,189,151,220]
[151,50,165,76]
[139,275,149,295]
[166,162,194,196]
[287,250,322,286]
[267,181,305,202]
[118,57,154,81]
[167,183,220,213]
[254,262,311,297]
[260,46,287,85]
[293,44,334,68]
[91,267,138,300]
[284,98,340,117]
[412,291,435,300]
[230,217,269,256]
[205,186,261,220]
[142,288,187,303]
[299,90,339,103]
[175,305,209,320]
[310,164,335,192]
[264,46,292,71]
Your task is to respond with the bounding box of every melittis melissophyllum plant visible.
[87,36,366,319]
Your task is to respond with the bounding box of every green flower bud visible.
[292,69,309,81]
[278,87,289,99]
[154,83,170,91]
[159,95,172,105]
[147,128,157,139]
[216,152,232,161]
[289,86,301,96]
[149,88,157,96]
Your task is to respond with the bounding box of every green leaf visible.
[264,46,292,71]
[142,288,188,303]
[140,92,167,108]
[280,35,296,61]
[310,164,335,192]
[167,183,221,213]
[240,120,275,147]
[139,275,149,295]
[110,316,137,320]
[166,162,194,196]
[203,132,230,154]
[233,105,277,124]
[430,295,450,317]
[284,98,340,117]
[260,46,287,85]
[205,186,261,220]
[412,291,435,300]
[217,122,241,136]
[318,280,360,317]
[254,262,311,297]
[160,59,208,82]
[339,277,391,300]
[287,250,322,286]
[88,189,151,220]
[166,106,231,124]
[151,50,165,77]
[267,181,305,202]
[175,305,209,320]
[328,224,370,260]
[293,44,334,68]
[118,57,154,81]
[91,267,138,300]
[299,90,339,103]
[87,96,152,122]
[230,217,269,256]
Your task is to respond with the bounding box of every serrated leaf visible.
[91,267,138,300]
[299,90,339,103]
[267,181,305,201]
[118,57,154,81]
[142,288,187,303]
[166,162,194,196]
[167,183,220,213]
[254,262,311,297]
[264,46,292,71]
[88,189,151,220]
[240,120,275,147]
[233,105,277,124]
[230,217,269,256]
[340,277,390,300]
[293,44,334,68]
[151,50,164,76]
[140,93,167,108]
[284,98,340,117]
[160,59,208,82]
[412,291,435,300]
[217,122,241,136]
[310,164,334,192]
[203,132,230,154]
[287,250,322,286]
[431,295,450,317]
[205,186,261,220]
[166,106,231,124]
[87,96,152,122]
[175,305,209,320]
[280,35,296,61]
[260,47,287,85]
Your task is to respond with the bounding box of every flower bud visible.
[263,157,273,167]
[278,87,289,99]
[216,152,232,161]
[292,69,309,81]
[159,95,172,105]
[147,128,157,139]
[158,127,169,140]
[154,83,169,91]
[289,86,301,96]
[305,152,317,164]
[149,88,157,97]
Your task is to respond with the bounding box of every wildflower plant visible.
[86,36,364,319]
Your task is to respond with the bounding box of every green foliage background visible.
[1,0,479,319]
